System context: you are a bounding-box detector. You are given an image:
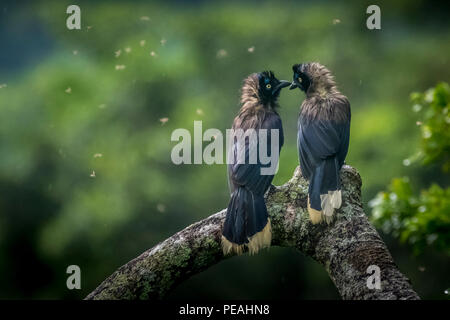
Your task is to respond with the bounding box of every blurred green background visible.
[0,0,449,299]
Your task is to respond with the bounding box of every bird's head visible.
[289,62,336,96]
[289,63,312,93]
[241,71,290,108]
[257,71,291,103]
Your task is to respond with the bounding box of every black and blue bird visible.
[290,63,351,224]
[222,71,290,255]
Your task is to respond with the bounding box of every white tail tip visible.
[307,190,342,225]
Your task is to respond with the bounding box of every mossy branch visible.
[85,165,420,300]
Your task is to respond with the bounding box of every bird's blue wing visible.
[228,113,283,195]
[298,113,350,180]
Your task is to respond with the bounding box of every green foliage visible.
[370,178,450,255]
[409,82,450,171]
[370,83,450,256]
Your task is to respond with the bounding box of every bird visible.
[289,62,351,224]
[222,71,290,255]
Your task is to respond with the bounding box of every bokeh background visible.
[0,0,449,299]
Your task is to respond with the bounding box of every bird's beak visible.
[289,82,298,90]
[274,80,291,92]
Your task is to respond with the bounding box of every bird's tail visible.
[222,186,271,255]
[308,157,342,224]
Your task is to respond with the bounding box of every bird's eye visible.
[266,84,271,89]
[297,77,303,83]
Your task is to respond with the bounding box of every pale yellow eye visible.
[297,77,302,83]
[266,84,271,89]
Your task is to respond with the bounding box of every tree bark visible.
[85,165,420,300]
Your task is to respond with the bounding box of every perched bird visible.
[290,63,351,224]
[222,71,290,255]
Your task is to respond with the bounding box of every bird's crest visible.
[240,73,261,107]
[236,71,278,130]
[298,62,338,97]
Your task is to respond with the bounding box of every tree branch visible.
[85,165,420,300]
